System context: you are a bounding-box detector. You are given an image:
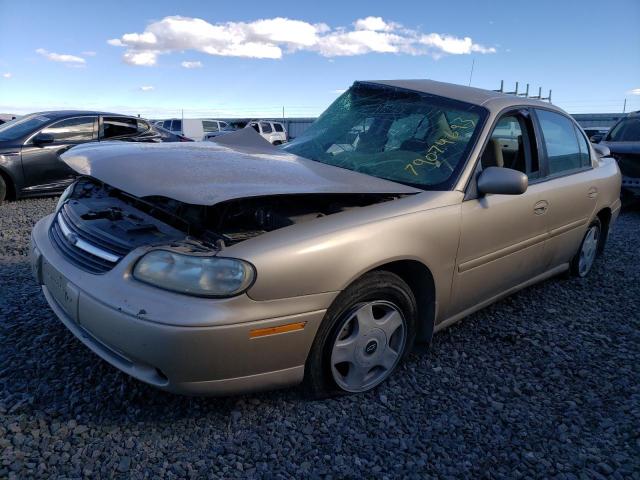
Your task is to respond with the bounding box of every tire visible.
[571,217,601,278]
[0,175,6,205]
[304,271,416,398]
[272,140,282,146]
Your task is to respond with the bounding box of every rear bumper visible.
[31,215,333,396]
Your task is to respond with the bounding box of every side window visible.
[41,117,96,142]
[481,112,538,177]
[171,120,182,132]
[536,110,583,175]
[573,125,591,168]
[202,120,219,132]
[273,123,284,132]
[260,122,273,134]
[102,117,138,139]
[250,123,260,133]
[219,121,229,130]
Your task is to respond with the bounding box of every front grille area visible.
[49,207,129,274]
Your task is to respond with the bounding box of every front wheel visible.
[571,218,601,277]
[304,271,416,397]
[0,175,6,205]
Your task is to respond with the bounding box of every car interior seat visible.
[481,139,504,168]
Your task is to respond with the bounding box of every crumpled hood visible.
[61,129,420,205]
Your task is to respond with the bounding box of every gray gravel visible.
[1,197,639,479]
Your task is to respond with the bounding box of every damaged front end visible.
[52,177,401,279]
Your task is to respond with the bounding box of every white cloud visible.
[82,51,97,56]
[628,88,640,96]
[109,15,496,64]
[419,33,495,55]
[36,48,86,64]
[124,51,158,66]
[139,85,154,91]
[2,72,11,79]
[332,89,347,94]
[181,60,203,68]
[354,16,394,32]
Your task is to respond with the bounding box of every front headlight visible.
[55,183,75,212]
[133,250,255,297]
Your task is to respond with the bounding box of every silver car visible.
[30,80,622,396]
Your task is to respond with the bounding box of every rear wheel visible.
[571,218,601,277]
[304,271,416,397]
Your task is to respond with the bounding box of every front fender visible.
[226,191,463,318]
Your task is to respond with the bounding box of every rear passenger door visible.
[533,109,598,269]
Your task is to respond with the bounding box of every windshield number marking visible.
[404,119,475,177]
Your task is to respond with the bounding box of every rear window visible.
[137,120,150,133]
[102,117,138,139]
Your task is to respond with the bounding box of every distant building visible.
[571,113,626,128]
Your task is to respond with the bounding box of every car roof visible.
[29,110,127,118]
[364,79,563,112]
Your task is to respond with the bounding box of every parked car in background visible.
[0,111,183,203]
[583,126,610,143]
[247,120,288,144]
[202,122,236,141]
[600,111,640,201]
[31,80,621,397]
[158,118,232,141]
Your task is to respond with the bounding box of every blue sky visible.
[1,0,639,118]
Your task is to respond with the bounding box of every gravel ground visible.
[1,197,639,479]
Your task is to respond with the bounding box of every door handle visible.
[533,200,548,215]
[588,187,598,198]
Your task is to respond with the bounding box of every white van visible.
[247,121,288,145]
[158,119,232,141]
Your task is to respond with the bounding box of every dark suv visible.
[601,110,640,201]
[0,111,188,203]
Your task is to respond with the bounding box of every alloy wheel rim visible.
[578,226,599,276]
[330,301,406,393]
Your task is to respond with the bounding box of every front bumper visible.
[31,214,335,395]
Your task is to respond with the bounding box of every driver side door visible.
[449,109,552,317]
[20,116,97,193]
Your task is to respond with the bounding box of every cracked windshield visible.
[283,82,487,189]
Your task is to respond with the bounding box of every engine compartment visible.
[68,177,403,249]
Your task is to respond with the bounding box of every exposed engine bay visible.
[65,177,403,252]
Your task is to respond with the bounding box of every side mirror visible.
[32,132,54,146]
[589,134,603,143]
[592,143,611,157]
[477,167,528,195]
